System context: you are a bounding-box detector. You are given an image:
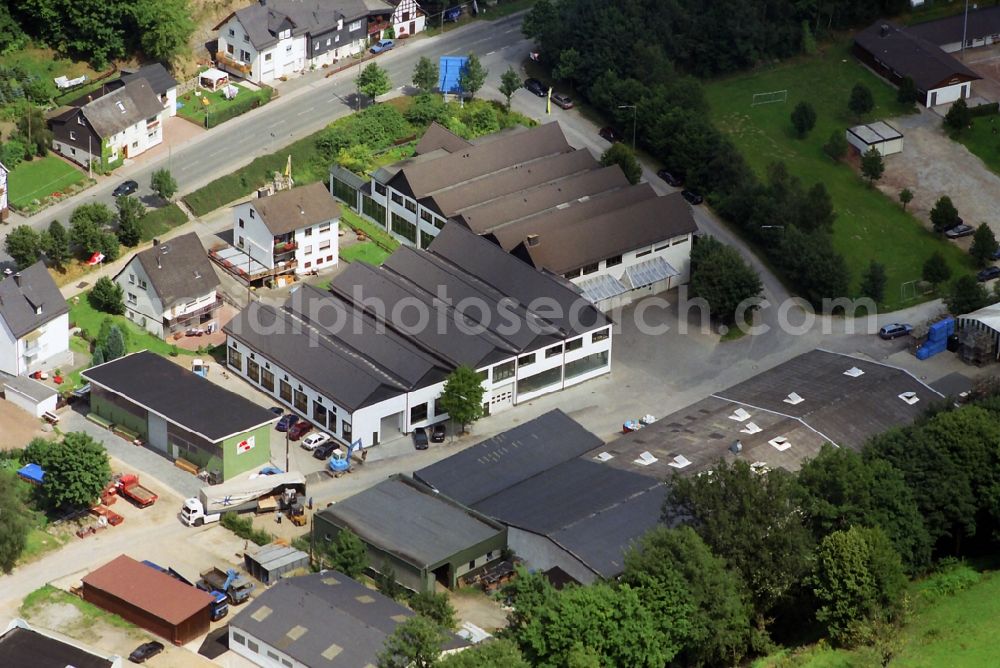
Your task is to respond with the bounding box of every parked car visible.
[945,224,975,239]
[313,441,339,460]
[288,420,313,441]
[275,414,299,432]
[300,432,331,451]
[371,39,394,53]
[599,126,622,143]
[413,427,429,450]
[977,266,1000,282]
[681,190,704,205]
[878,323,913,340]
[112,180,138,197]
[443,6,462,22]
[128,641,164,664]
[269,406,284,416]
[431,423,446,443]
[524,78,546,97]
[551,92,574,109]
[657,169,683,187]
[992,247,1000,260]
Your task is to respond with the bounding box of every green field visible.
[177,82,270,127]
[7,156,85,208]
[705,41,974,309]
[340,240,390,265]
[68,297,196,360]
[139,203,188,242]
[953,116,1000,177]
[21,585,136,630]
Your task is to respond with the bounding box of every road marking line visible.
[296,108,313,116]
[486,51,496,56]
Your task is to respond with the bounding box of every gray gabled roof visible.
[224,0,391,50]
[908,6,1000,46]
[413,122,472,156]
[855,21,981,90]
[120,63,178,96]
[251,183,341,236]
[0,262,68,339]
[0,622,114,668]
[81,78,165,139]
[119,233,219,308]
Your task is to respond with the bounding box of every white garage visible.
[847,122,904,156]
[3,376,57,418]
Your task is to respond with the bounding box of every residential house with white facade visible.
[0,160,8,221]
[0,262,70,377]
[215,0,417,85]
[232,182,341,281]
[388,0,425,37]
[112,233,222,339]
[224,224,612,449]
[49,79,167,168]
[110,63,179,118]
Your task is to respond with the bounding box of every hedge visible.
[970,101,1000,118]
[205,87,274,129]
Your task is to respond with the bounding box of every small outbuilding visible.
[198,67,229,92]
[3,375,57,418]
[243,543,310,584]
[82,555,214,645]
[847,121,904,156]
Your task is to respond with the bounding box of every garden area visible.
[705,40,972,309]
[69,294,196,360]
[177,81,273,128]
[5,156,88,212]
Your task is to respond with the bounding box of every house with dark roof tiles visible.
[0,262,70,377]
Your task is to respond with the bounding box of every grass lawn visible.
[341,241,391,265]
[68,297,196,358]
[705,40,973,310]
[340,209,400,253]
[21,585,135,629]
[7,156,85,208]
[952,118,1000,177]
[177,83,270,127]
[139,203,188,242]
[1,46,104,110]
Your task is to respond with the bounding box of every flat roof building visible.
[0,619,120,668]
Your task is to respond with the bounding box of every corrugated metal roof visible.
[624,256,679,289]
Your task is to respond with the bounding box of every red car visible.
[288,420,313,441]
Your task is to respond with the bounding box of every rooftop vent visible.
[730,440,743,454]
[669,454,692,469]
[899,391,919,405]
[751,461,770,474]
[880,23,890,37]
[298,205,305,215]
[116,100,126,113]
[844,366,865,377]
[784,392,804,405]
[769,436,791,452]
[633,451,658,466]
[593,451,614,462]
[12,272,20,286]
[729,407,751,422]
[526,234,540,247]
[741,422,762,435]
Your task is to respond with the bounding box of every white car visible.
[300,432,331,451]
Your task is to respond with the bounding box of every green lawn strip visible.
[7,157,85,208]
[68,297,194,358]
[481,0,536,19]
[340,209,399,253]
[65,334,91,391]
[177,83,269,126]
[20,527,68,563]
[20,585,136,630]
[139,203,188,242]
[2,47,101,108]
[340,240,391,265]
[705,40,973,310]
[952,119,1000,178]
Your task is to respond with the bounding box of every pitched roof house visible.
[0,262,70,377]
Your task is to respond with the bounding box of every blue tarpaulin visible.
[439,56,467,94]
[17,463,44,484]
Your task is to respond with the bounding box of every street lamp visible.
[961,0,970,61]
[618,104,637,151]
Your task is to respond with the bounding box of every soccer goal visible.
[751,89,788,106]
[900,280,918,303]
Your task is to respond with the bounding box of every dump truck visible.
[199,567,254,605]
[115,473,158,508]
[180,471,306,527]
[140,561,229,621]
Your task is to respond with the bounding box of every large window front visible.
[565,351,610,380]
[342,420,352,441]
[493,360,515,383]
[279,379,292,403]
[410,403,428,424]
[261,368,275,392]
[518,366,562,395]
[313,401,327,425]
[362,195,386,226]
[228,346,243,371]
[391,213,417,243]
[420,230,435,249]
[246,358,260,384]
[294,389,308,414]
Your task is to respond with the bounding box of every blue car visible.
[370,39,394,54]
[275,414,299,432]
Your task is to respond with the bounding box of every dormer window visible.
[77,116,84,125]
[116,101,126,113]
[280,29,290,39]
[70,131,77,140]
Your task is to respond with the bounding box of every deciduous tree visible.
[599,142,642,185]
[922,251,952,287]
[944,98,971,134]
[115,195,145,247]
[376,561,404,601]
[412,56,438,93]
[969,223,998,268]
[150,168,178,201]
[377,615,446,668]
[437,639,529,668]
[859,260,887,303]
[0,471,31,573]
[43,220,71,268]
[357,62,392,102]
[4,225,43,269]
[133,0,194,62]
[410,591,456,629]
[499,67,521,111]
[458,53,487,99]
[823,130,848,161]
[326,528,368,578]
[860,147,884,185]
[689,235,763,326]
[70,203,114,254]
[848,83,874,118]
[945,275,990,315]
[899,188,913,211]
[88,277,125,315]
[436,365,484,433]
[790,101,816,138]
[930,196,960,233]
[37,432,111,510]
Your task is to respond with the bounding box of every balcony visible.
[164,296,223,327]
[273,240,297,256]
[217,52,251,75]
[368,18,391,35]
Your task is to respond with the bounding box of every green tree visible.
[859,260,887,303]
[0,139,26,168]
[150,168,178,201]
[437,639,529,668]
[946,275,990,315]
[624,526,753,666]
[664,460,814,624]
[467,105,500,137]
[4,225,43,269]
[521,0,556,41]
[810,526,907,646]
[499,67,521,111]
[377,615,446,668]
[406,94,449,126]
[88,277,125,315]
[969,223,999,268]
[38,432,112,510]
[458,53,487,99]
[922,251,952,287]
[552,47,581,87]
[944,98,971,134]
[115,195,145,247]
[325,528,368,578]
[790,101,817,138]
[860,147,884,185]
[797,445,932,572]
[357,62,392,102]
[897,76,918,105]
[43,220,71,268]
[930,196,960,233]
[376,561,404,600]
[412,56,438,93]
[103,324,126,360]
[133,0,194,61]
[848,83,874,118]
[599,142,642,185]
[689,235,763,326]
[17,107,53,157]
[410,591,456,630]
[91,345,106,366]
[796,182,835,232]
[899,187,913,211]
[823,130,848,161]
[0,471,32,573]
[70,203,115,254]
[436,365,484,434]
[98,231,120,262]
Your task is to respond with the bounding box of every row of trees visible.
[358,53,490,103]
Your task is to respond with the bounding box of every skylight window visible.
[729,407,751,422]
[899,391,919,405]
[740,422,762,434]
[784,392,803,405]
[769,436,791,451]
[116,101,126,113]
[593,452,614,462]
[633,451,658,466]
[844,366,865,377]
[668,454,691,469]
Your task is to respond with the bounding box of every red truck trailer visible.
[116,473,158,508]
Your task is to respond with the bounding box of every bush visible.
[205,87,274,128]
[920,560,981,600]
[220,512,273,546]
[968,101,999,118]
[88,277,124,315]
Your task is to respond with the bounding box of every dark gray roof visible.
[230,572,465,668]
[0,623,114,668]
[120,63,178,95]
[329,164,367,190]
[82,78,165,139]
[81,351,277,441]
[413,409,604,506]
[225,0,389,50]
[909,6,1000,46]
[855,21,981,90]
[3,375,58,403]
[0,262,68,339]
[319,477,505,568]
[120,233,219,308]
[252,183,341,236]
[413,122,471,156]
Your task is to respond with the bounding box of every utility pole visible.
[961,0,970,60]
[618,104,637,151]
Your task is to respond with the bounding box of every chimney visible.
[880,24,890,37]
[12,272,21,286]
[526,234,540,247]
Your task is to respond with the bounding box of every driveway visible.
[880,108,1000,240]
